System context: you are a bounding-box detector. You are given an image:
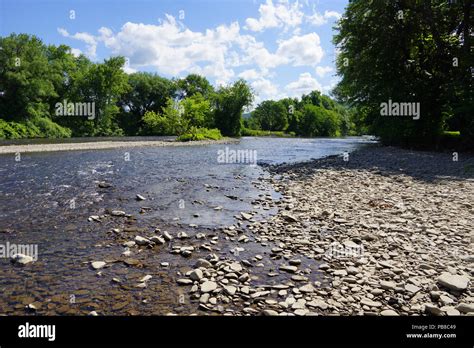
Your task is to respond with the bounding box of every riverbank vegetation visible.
[0,34,357,141]
[333,0,473,149]
[2,0,471,152]
[244,92,357,137]
[0,34,253,140]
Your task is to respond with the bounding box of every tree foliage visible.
[213,79,254,137]
[251,100,288,131]
[118,72,176,135]
[333,0,473,147]
[246,91,355,137]
[176,74,214,100]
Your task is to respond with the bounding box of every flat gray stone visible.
[437,273,469,292]
[200,281,218,293]
[456,303,474,313]
[189,269,203,281]
[91,261,106,270]
[360,298,382,308]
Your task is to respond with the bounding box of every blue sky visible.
[0,0,348,104]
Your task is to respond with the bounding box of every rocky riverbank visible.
[165,145,473,316]
[4,144,473,316]
[0,137,239,154]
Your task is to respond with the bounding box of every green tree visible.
[181,93,213,130]
[118,72,175,135]
[142,98,181,136]
[176,74,214,100]
[300,104,339,137]
[333,0,473,146]
[72,56,130,136]
[0,34,58,121]
[213,79,254,137]
[251,100,288,131]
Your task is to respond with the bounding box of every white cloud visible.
[321,79,338,94]
[307,10,341,26]
[315,66,333,77]
[58,28,98,57]
[239,69,260,80]
[252,78,279,98]
[325,11,342,20]
[58,16,247,84]
[286,72,322,95]
[57,10,333,98]
[276,33,324,66]
[251,77,286,107]
[68,47,82,57]
[245,0,303,32]
[238,36,286,69]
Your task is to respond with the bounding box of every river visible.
[0,136,375,315]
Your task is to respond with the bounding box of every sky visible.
[0,0,349,105]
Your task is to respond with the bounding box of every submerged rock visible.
[134,235,152,246]
[11,254,34,265]
[136,194,146,201]
[91,261,106,270]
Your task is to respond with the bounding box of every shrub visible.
[32,117,72,138]
[177,127,222,141]
[0,118,71,139]
[241,128,293,137]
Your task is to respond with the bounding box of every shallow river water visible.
[0,137,374,315]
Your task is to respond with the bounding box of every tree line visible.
[0,33,358,140]
[333,0,473,148]
[0,34,255,140]
[244,91,359,137]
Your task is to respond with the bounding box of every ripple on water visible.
[0,137,373,314]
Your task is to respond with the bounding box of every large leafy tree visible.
[71,56,130,136]
[176,74,214,100]
[0,34,58,121]
[118,72,175,135]
[300,104,340,137]
[251,100,288,131]
[213,79,254,136]
[333,0,473,146]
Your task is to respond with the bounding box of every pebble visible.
[229,262,242,273]
[456,303,474,313]
[380,281,396,290]
[177,279,193,285]
[424,303,444,316]
[134,236,151,246]
[139,275,152,282]
[200,281,218,293]
[91,261,106,270]
[11,254,34,265]
[437,273,470,292]
[150,236,165,244]
[163,231,173,241]
[189,269,203,281]
[360,298,382,308]
[280,265,298,273]
[195,259,212,268]
[405,284,421,294]
[136,194,146,201]
[224,286,237,296]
